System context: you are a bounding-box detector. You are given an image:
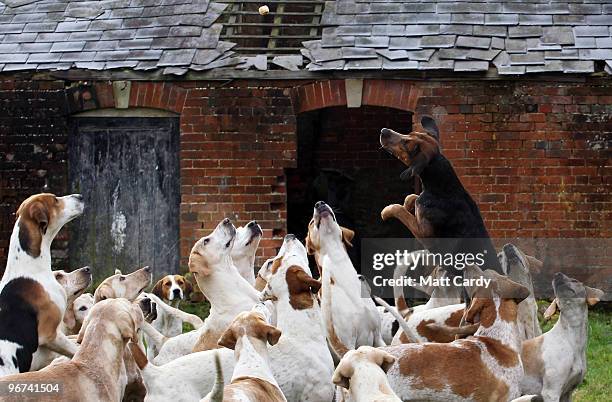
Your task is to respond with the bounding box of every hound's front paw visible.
[381,204,403,221]
[404,194,418,213]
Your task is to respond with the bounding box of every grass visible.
[537,301,611,402]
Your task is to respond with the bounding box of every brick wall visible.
[0,75,610,293]
[0,77,70,276]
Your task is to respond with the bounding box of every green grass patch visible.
[180,301,211,332]
[537,301,611,401]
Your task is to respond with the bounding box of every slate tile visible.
[64,3,105,19]
[355,36,389,48]
[74,61,106,70]
[157,48,196,66]
[474,25,508,37]
[89,19,124,31]
[451,14,484,25]
[468,48,501,61]
[127,49,163,60]
[562,60,594,73]
[151,37,188,49]
[169,26,203,37]
[418,52,454,69]
[3,33,37,42]
[0,53,28,63]
[370,3,401,14]
[308,60,345,71]
[106,60,139,69]
[492,50,511,68]
[508,26,543,39]
[503,3,537,14]
[272,55,303,71]
[405,49,436,61]
[162,67,188,75]
[200,56,243,70]
[311,47,343,62]
[579,49,612,60]
[573,37,597,49]
[404,25,440,36]
[60,52,97,62]
[372,25,404,36]
[587,14,612,26]
[454,61,489,72]
[17,42,52,53]
[337,25,372,36]
[519,15,553,26]
[101,29,136,40]
[506,39,527,53]
[93,51,132,61]
[440,25,473,36]
[345,58,382,70]
[535,4,569,15]
[420,35,456,48]
[509,52,545,65]
[376,49,409,60]
[497,65,525,75]
[4,63,39,71]
[595,37,612,49]
[568,4,602,15]
[118,38,154,49]
[69,31,103,41]
[0,24,25,34]
[84,40,120,51]
[134,61,159,70]
[56,21,90,32]
[110,7,145,19]
[544,49,579,60]
[50,41,86,53]
[456,36,491,49]
[438,48,468,60]
[0,44,18,53]
[34,3,67,13]
[26,53,62,63]
[491,37,505,50]
[382,59,418,70]
[485,14,518,26]
[341,47,378,59]
[439,2,501,14]
[526,60,563,73]
[321,35,355,48]
[389,37,421,50]
[541,27,575,45]
[10,13,46,24]
[574,26,609,37]
[553,15,585,26]
[135,27,170,38]
[193,48,222,65]
[36,32,71,42]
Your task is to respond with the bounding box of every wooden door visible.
[68,117,180,282]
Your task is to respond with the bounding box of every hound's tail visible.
[204,352,224,402]
[323,274,350,358]
[373,296,420,343]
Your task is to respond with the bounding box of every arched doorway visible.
[287,105,416,272]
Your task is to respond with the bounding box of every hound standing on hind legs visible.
[0,193,84,375]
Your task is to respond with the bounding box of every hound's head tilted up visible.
[305,201,354,258]
[544,272,604,322]
[16,193,84,257]
[94,266,152,303]
[188,218,236,278]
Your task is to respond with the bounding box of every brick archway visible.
[67,81,187,114]
[294,79,422,114]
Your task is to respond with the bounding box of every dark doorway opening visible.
[68,116,180,282]
[287,106,416,272]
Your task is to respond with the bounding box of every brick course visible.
[0,76,610,293]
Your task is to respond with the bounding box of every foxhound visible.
[0,193,84,375]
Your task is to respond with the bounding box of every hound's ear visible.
[288,266,322,294]
[63,306,76,331]
[188,251,212,276]
[151,279,164,299]
[218,327,238,350]
[585,286,604,306]
[420,115,440,140]
[265,324,282,346]
[372,349,396,372]
[525,255,543,274]
[94,284,114,303]
[332,360,353,389]
[183,278,193,299]
[340,226,354,248]
[464,298,486,324]
[30,201,49,235]
[305,234,315,255]
[543,299,558,320]
[114,269,122,275]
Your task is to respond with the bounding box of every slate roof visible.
[0,0,611,75]
[305,0,612,74]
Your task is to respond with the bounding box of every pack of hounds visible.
[0,119,604,402]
